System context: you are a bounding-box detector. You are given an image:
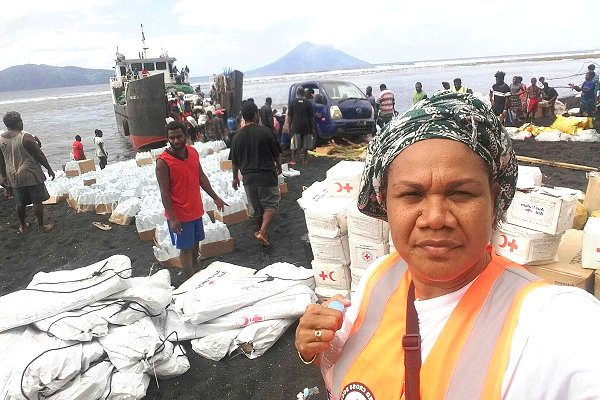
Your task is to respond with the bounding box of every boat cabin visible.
[113,54,180,85]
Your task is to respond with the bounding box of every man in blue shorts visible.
[156,121,227,277]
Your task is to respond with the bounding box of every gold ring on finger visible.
[314,329,322,339]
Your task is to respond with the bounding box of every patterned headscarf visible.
[358,91,517,226]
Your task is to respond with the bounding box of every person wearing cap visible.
[295,92,600,399]
[203,110,227,142]
[93,129,108,169]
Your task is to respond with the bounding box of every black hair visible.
[166,120,186,135]
[494,71,505,79]
[588,64,595,71]
[453,78,461,84]
[75,135,81,141]
[241,101,259,121]
[3,111,22,130]
[380,84,387,90]
[266,97,272,103]
[94,129,102,136]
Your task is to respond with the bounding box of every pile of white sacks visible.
[46,141,256,260]
[0,256,316,399]
[298,161,393,300]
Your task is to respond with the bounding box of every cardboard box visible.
[517,165,542,188]
[314,286,350,301]
[42,194,67,205]
[309,235,350,264]
[311,260,351,290]
[109,212,133,226]
[65,170,79,177]
[279,182,288,194]
[506,188,577,235]
[350,266,366,290]
[136,158,153,167]
[491,223,562,265]
[76,204,96,213]
[77,159,96,174]
[158,256,182,269]
[525,229,594,293]
[582,217,600,269]
[138,228,156,242]
[206,210,215,223]
[347,201,390,242]
[66,197,78,209]
[594,269,600,300]
[95,203,114,215]
[83,178,96,186]
[349,238,390,269]
[220,160,233,170]
[200,238,234,259]
[304,197,353,239]
[326,160,365,198]
[584,172,600,215]
[215,209,249,225]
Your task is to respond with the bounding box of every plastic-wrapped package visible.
[230,318,296,359]
[108,269,172,314]
[191,329,242,361]
[202,221,231,243]
[112,197,142,217]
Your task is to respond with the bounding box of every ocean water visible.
[0,56,596,169]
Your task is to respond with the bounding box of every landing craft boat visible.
[109,50,192,150]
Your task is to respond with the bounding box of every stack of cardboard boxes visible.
[491,167,597,292]
[347,201,390,297]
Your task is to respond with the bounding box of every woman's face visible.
[385,139,496,298]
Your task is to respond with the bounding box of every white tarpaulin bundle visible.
[164,285,316,340]
[7,327,105,400]
[173,262,315,325]
[98,317,189,378]
[0,255,132,333]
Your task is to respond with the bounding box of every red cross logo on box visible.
[335,182,353,193]
[362,251,373,262]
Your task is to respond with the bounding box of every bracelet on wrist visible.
[297,350,317,365]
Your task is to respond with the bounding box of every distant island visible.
[0,65,113,92]
[1,43,597,92]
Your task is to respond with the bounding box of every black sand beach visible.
[0,141,598,399]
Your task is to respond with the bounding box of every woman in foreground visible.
[295,92,600,399]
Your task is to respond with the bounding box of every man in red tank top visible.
[156,121,227,277]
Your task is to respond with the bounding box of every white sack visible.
[0,327,26,399]
[172,261,256,298]
[165,285,316,340]
[152,344,190,379]
[230,318,296,359]
[98,317,171,374]
[103,372,149,400]
[107,269,172,314]
[534,130,562,141]
[174,263,313,325]
[44,360,113,400]
[191,329,242,361]
[8,327,105,400]
[0,255,132,333]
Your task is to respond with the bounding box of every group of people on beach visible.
[403,64,599,129]
[71,129,109,169]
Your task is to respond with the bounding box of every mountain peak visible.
[247,42,371,76]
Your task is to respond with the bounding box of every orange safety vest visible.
[329,250,548,400]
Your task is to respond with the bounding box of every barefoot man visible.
[0,111,55,233]
[156,121,228,277]
[230,101,281,246]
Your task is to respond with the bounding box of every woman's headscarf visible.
[358,91,517,227]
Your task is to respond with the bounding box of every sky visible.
[1,0,599,76]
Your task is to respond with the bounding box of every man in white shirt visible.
[93,129,108,169]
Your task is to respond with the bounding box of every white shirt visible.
[343,257,600,399]
[93,136,107,157]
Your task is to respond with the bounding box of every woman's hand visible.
[295,295,351,362]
